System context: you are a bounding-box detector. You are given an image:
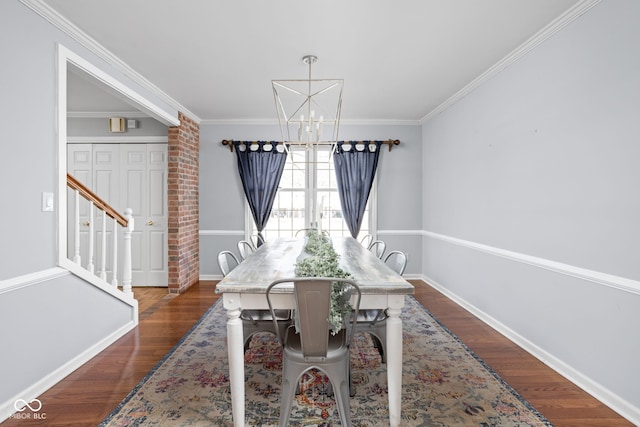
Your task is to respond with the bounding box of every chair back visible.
[237,240,255,260]
[295,228,330,238]
[267,277,361,358]
[368,240,386,259]
[250,233,265,248]
[217,250,240,277]
[295,228,313,237]
[359,234,373,248]
[384,250,407,275]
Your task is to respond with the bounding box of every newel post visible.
[122,208,134,297]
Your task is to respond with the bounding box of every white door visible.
[120,144,168,286]
[67,144,119,275]
[93,145,120,278]
[67,143,168,287]
[67,144,92,263]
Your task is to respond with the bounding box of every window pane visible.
[316,150,332,189]
[251,146,371,239]
[290,150,306,189]
[264,190,305,239]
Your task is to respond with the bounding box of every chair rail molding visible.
[378,229,424,236]
[422,230,640,295]
[0,268,69,295]
[199,230,245,236]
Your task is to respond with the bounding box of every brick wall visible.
[167,112,200,293]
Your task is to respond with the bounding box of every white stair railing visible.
[67,173,134,297]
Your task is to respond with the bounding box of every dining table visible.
[215,236,415,427]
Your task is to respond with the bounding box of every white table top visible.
[215,237,414,295]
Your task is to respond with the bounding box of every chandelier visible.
[272,55,343,149]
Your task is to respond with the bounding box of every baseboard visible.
[0,320,137,423]
[419,275,640,425]
[200,274,223,281]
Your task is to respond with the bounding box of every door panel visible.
[67,145,92,263]
[145,145,168,284]
[120,144,168,286]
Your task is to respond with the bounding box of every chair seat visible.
[353,250,406,364]
[284,327,349,361]
[354,309,387,362]
[241,309,292,351]
[356,309,386,323]
[241,309,291,322]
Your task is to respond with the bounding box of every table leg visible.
[386,307,403,427]
[226,305,245,426]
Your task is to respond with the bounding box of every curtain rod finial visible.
[386,139,400,151]
[222,140,234,152]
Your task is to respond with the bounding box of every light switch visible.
[42,192,54,212]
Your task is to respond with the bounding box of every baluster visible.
[73,190,81,265]
[121,208,134,296]
[100,211,107,281]
[111,217,118,287]
[87,202,95,274]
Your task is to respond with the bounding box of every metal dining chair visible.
[217,250,240,276]
[267,277,361,427]
[237,240,255,260]
[368,240,386,259]
[217,250,290,351]
[355,250,407,363]
[295,228,318,237]
[383,251,408,276]
[359,234,373,249]
[250,233,265,248]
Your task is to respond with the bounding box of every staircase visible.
[66,173,135,298]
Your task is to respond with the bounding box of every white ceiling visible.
[42,0,583,123]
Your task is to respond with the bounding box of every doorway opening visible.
[57,44,180,288]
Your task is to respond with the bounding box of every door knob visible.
[82,221,90,226]
[146,220,155,226]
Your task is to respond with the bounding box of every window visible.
[248,146,374,239]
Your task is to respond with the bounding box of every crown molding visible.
[420,0,602,123]
[20,0,200,123]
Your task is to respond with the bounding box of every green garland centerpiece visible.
[295,230,353,335]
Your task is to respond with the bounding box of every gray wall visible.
[422,0,640,421]
[67,117,169,137]
[0,273,134,404]
[0,1,177,420]
[0,0,177,280]
[199,123,423,277]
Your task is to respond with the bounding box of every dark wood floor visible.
[1,281,632,427]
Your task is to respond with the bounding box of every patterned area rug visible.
[100,297,552,426]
